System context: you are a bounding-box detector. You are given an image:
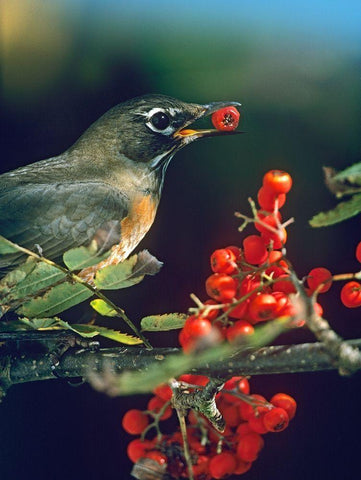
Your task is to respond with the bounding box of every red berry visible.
[263,407,289,432]
[234,459,252,475]
[236,422,253,437]
[143,450,168,465]
[211,248,237,274]
[243,235,268,265]
[183,315,212,338]
[221,404,242,427]
[237,377,250,395]
[273,275,296,294]
[268,250,288,269]
[224,299,249,319]
[255,211,282,233]
[200,299,219,321]
[261,227,287,249]
[356,242,361,263]
[257,186,286,212]
[307,267,332,293]
[153,384,173,402]
[147,396,172,420]
[263,170,293,194]
[236,432,264,462]
[340,281,361,308]
[127,438,153,463]
[226,245,242,261]
[239,394,267,421]
[248,412,268,434]
[209,452,237,479]
[206,273,237,302]
[193,455,210,476]
[226,320,254,342]
[270,393,297,420]
[178,374,209,386]
[239,274,261,299]
[314,302,323,317]
[122,409,149,435]
[249,293,278,323]
[211,106,240,132]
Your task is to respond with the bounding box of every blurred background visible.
[1,0,361,479]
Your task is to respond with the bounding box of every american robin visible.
[0,94,241,282]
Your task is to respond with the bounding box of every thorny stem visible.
[2,241,152,349]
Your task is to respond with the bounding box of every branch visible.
[1,339,361,396]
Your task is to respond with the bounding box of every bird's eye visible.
[150,111,170,131]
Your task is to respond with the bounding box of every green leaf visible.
[20,317,60,330]
[63,246,109,271]
[90,299,118,317]
[332,162,361,187]
[94,254,140,290]
[17,281,92,317]
[94,250,162,290]
[3,262,66,303]
[0,258,38,297]
[310,193,361,227]
[58,320,143,344]
[0,235,20,254]
[141,313,187,331]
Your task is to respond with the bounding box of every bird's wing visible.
[0,181,128,271]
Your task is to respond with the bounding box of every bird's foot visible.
[49,335,99,377]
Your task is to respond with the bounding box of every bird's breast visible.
[100,193,158,267]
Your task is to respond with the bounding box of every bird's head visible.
[77,94,241,173]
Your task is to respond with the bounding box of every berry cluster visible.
[179,170,330,353]
[123,375,297,479]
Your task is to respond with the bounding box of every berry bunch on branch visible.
[120,169,361,480]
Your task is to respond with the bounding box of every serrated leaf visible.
[58,320,142,344]
[0,235,20,254]
[4,262,66,303]
[332,162,361,187]
[17,281,92,317]
[310,193,361,227]
[94,251,162,290]
[94,254,140,290]
[63,246,109,271]
[90,299,117,317]
[0,258,38,297]
[20,317,60,330]
[141,313,187,331]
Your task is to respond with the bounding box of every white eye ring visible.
[145,108,175,136]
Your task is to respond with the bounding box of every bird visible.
[0,94,241,283]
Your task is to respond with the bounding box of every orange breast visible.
[101,194,158,266]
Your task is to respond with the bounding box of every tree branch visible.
[1,339,360,396]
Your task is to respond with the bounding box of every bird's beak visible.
[174,101,243,140]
